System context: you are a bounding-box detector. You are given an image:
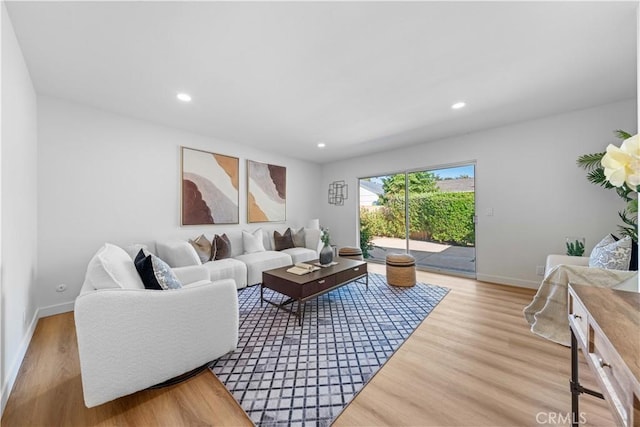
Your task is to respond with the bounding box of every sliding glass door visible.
[359,164,476,277]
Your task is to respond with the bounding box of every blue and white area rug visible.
[210,272,449,426]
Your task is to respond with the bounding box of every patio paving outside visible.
[367,236,476,277]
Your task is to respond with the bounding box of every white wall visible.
[321,99,637,288]
[1,2,39,413]
[36,96,322,311]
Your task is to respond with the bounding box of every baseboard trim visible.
[1,309,39,416]
[37,301,75,318]
[476,273,539,289]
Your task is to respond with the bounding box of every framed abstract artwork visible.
[247,160,286,222]
[181,147,239,225]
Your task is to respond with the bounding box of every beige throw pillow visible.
[189,234,213,263]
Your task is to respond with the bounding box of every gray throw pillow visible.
[291,227,306,248]
[589,234,632,270]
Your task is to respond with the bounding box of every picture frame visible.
[181,146,239,225]
[247,159,286,222]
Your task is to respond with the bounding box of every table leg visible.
[570,328,580,427]
[260,284,264,307]
[298,300,305,326]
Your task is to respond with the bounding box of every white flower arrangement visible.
[602,134,640,189]
[577,131,639,242]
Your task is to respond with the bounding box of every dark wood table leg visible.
[298,299,304,326]
[571,328,580,427]
[260,284,264,307]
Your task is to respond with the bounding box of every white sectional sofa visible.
[75,243,239,407]
[156,226,323,289]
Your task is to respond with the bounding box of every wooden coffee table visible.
[261,257,368,325]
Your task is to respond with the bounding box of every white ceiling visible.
[6,1,638,164]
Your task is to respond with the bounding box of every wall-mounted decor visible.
[328,180,348,205]
[181,147,239,225]
[247,160,286,222]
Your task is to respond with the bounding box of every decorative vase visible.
[319,243,333,265]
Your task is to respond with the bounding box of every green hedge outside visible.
[360,192,475,246]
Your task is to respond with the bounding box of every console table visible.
[568,284,640,426]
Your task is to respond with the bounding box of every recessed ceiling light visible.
[451,102,466,110]
[317,142,326,148]
[177,93,192,102]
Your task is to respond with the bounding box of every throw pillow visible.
[123,243,153,260]
[589,234,632,270]
[291,227,306,248]
[212,234,232,260]
[243,228,266,254]
[135,250,183,290]
[274,228,295,251]
[189,234,213,263]
[84,243,146,290]
[612,234,638,271]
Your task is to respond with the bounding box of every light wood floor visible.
[2,264,613,426]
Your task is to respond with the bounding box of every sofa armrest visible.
[545,254,589,275]
[74,279,238,407]
[304,228,323,254]
[172,265,210,284]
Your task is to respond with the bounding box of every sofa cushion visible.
[189,234,213,263]
[304,227,322,252]
[135,251,183,290]
[589,234,632,270]
[202,258,248,289]
[274,228,295,251]
[234,251,292,286]
[156,240,201,268]
[83,243,145,290]
[212,234,232,260]
[123,243,153,260]
[291,227,305,248]
[282,247,317,264]
[243,228,266,254]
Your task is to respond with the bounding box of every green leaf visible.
[586,168,615,188]
[614,129,632,140]
[618,210,638,242]
[576,152,605,171]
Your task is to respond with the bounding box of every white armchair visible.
[525,252,638,345]
[545,253,638,292]
[74,243,239,407]
[545,254,589,274]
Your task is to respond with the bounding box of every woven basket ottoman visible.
[386,253,416,287]
[338,246,363,261]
